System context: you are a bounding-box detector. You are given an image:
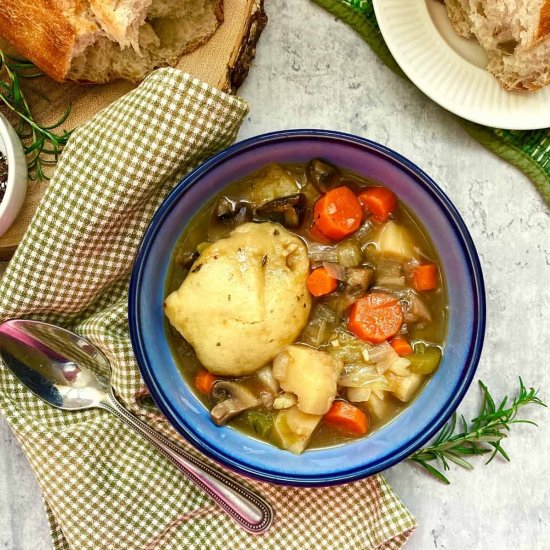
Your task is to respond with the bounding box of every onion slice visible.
[322,262,347,281]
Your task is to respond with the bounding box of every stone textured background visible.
[1,1,549,548]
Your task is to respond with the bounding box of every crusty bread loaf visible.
[444,0,550,90]
[0,0,223,83]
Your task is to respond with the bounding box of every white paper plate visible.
[373,0,550,130]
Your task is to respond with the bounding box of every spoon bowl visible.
[0,319,110,409]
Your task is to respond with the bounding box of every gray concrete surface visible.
[1,1,549,548]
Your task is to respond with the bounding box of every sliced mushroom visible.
[305,159,341,193]
[402,290,432,323]
[209,197,252,240]
[345,267,374,289]
[375,258,406,288]
[255,193,307,228]
[324,286,368,315]
[210,381,259,426]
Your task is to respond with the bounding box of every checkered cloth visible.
[0,69,416,550]
[312,0,550,208]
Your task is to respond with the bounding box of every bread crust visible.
[225,0,267,93]
[0,1,79,81]
[538,0,550,41]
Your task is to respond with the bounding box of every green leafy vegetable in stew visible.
[164,159,448,454]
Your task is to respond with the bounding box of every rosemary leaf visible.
[0,50,74,180]
[409,458,451,485]
[408,378,546,483]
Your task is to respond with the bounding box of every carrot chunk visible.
[195,370,217,394]
[411,263,438,291]
[324,401,369,436]
[348,292,403,343]
[313,186,363,240]
[308,222,331,243]
[358,187,397,223]
[390,337,413,357]
[307,267,338,297]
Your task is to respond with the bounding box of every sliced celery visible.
[337,241,362,267]
[408,342,442,374]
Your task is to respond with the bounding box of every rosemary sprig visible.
[0,50,73,180]
[409,378,546,484]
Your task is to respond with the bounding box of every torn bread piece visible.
[468,0,550,90]
[0,0,223,83]
[444,0,550,90]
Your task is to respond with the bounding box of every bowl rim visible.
[129,129,486,485]
[0,113,28,228]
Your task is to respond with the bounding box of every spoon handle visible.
[100,393,274,534]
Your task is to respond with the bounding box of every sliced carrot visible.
[358,187,397,223]
[307,267,338,297]
[411,263,438,291]
[390,337,413,357]
[195,370,217,394]
[308,222,331,244]
[324,401,369,436]
[313,186,363,240]
[348,292,403,344]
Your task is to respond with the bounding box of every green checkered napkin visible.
[313,0,550,208]
[0,68,416,550]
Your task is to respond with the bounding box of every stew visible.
[164,160,447,453]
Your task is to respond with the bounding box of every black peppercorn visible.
[0,151,8,205]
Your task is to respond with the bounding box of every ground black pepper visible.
[0,151,7,205]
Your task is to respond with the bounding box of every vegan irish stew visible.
[164,160,447,454]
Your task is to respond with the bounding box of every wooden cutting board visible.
[0,0,266,259]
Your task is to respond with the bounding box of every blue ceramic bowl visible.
[129,130,485,486]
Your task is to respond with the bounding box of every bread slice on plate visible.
[444,0,550,90]
[0,0,223,83]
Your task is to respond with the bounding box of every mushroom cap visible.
[210,381,259,425]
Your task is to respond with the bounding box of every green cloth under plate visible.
[312,0,550,208]
[0,68,417,550]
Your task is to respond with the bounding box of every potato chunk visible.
[365,393,393,420]
[388,372,426,402]
[376,221,414,260]
[164,223,311,376]
[274,406,322,454]
[273,345,343,415]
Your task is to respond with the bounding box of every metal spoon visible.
[0,319,273,534]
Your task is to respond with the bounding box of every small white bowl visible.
[0,112,27,236]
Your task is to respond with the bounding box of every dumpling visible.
[164,222,312,376]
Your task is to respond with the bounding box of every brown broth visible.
[165,162,448,450]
